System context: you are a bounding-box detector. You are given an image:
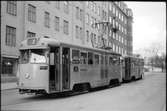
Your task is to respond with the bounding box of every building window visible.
[113,43,115,52]
[7,1,17,16]
[28,4,36,23]
[98,36,101,44]
[109,3,112,11]
[27,31,35,38]
[98,6,100,16]
[55,1,60,9]
[90,16,93,27]
[44,11,50,28]
[95,4,97,14]
[113,6,115,14]
[122,15,124,22]
[6,26,16,47]
[86,1,89,7]
[76,7,79,19]
[90,32,93,41]
[94,34,96,44]
[80,9,83,21]
[86,13,89,24]
[113,33,115,39]
[54,16,59,31]
[80,27,82,39]
[86,30,89,42]
[2,57,17,75]
[63,20,69,35]
[76,25,79,38]
[64,1,69,14]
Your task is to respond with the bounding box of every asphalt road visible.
[1,72,166,111]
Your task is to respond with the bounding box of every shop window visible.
[2,57,17,75]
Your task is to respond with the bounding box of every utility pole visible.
[91,17,118,51]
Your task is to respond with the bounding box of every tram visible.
[122,56,144,82]
[17,37,122,94]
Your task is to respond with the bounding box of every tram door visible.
[125,58,130,79]
[62,47,70,90]
[49,47,60,91]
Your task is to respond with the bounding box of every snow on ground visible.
[2,72,166,111]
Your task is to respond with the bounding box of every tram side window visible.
[105,55,108,65]
[112,57,119,65]
[80,52,87,64]
[109,56,112,65]
[101,55,104,64]
[49,53,54,65]
[94,54,99,65]
[88,52,93,65]
[72,49,80,64]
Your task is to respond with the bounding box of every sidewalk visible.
[1,82,18,90]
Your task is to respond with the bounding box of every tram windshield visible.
[20,49,47,64]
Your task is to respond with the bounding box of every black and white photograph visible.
[1,1,166,111]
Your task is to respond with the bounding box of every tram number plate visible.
[73,66,79,72]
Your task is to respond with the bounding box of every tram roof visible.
[124,55,144,60]
[20,37,121,56]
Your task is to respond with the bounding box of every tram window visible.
[20,50,30,64]
[112,57,119,65]
[109,57,112,65]
[80,52,87,64]
[20,49,47,64]
[88,52,93,65]
[30,49,47,63]
[72,49,80,64]
[131,63,134,68]
[101,55,104,64]
[49,53,54,65]
[105,55,108,65]
[94,54,99,64]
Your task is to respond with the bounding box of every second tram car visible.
[122,56,144,82]
[17,37,122,94]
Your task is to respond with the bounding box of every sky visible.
[125,2,166,56]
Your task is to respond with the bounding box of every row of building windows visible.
[111,18,127,35]
[85,28,128,47]
[112,43,127,55]
[76,6,83,21]
[111,33,127,45]
[75,25,83,39]
[86,30,102,45]
[109,4,127,25]
[86,1,101,16]
[86,15,127,36]
[27,4,69,35]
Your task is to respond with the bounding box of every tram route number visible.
[73,66,79,72]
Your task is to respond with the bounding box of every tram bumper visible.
[19,88,47,94]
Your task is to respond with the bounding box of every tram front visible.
[17,38,49,94]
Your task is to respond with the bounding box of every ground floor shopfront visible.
[1,56,18,83]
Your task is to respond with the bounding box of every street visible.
[1,72,166,111]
